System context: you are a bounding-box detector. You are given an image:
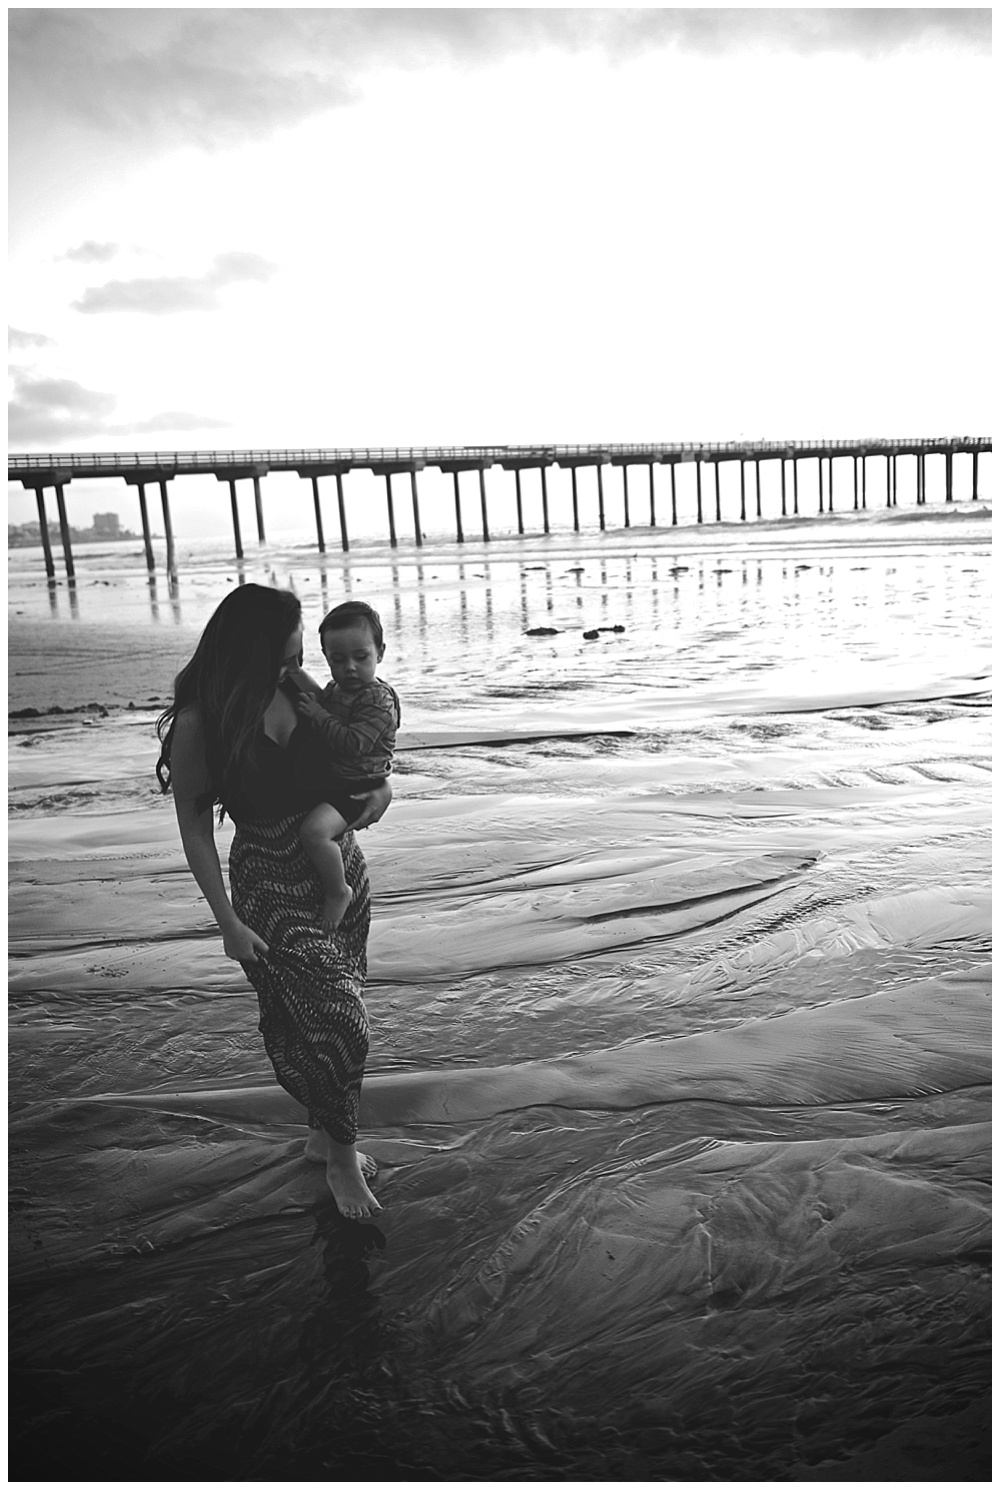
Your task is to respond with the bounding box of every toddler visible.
[290,601,401,933]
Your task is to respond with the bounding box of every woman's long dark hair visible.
[156,584,302,811]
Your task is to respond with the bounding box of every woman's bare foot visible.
[320,885,353,935]
[325,1141,382,1221]
[303,1129,376,1180]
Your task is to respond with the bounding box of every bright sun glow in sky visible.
[7,7,992,533]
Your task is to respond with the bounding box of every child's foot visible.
[320,885,353,935]
[303,1130,377,1179]
[325,1152,382,1222]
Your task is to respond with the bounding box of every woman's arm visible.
[170,709,269,963]
[350,777,393,831]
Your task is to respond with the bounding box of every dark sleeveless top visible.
[237,725,339,822]
[196,722,337,824]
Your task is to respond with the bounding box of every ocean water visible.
[8,506,992,1480]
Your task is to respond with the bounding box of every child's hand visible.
[295,694,325,723]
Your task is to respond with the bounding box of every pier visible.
[8,436,992,581]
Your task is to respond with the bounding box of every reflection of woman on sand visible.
[155,584,389,1221]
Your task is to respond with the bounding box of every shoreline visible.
[7,496,991,571]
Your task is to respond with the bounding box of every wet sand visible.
[8,510,992,1479]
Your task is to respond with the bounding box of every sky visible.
[7,6,993,535]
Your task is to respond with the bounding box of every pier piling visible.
[540,466,550,535]
[216,464,268,557]
[136,483,155,570]
[648,463,656,526]
[227,480,243,559]
[596,463,606,531]
[740,460,747,521]
[124,475,156,570]
[670,462,678,526]
[253,476,265,543]
[443,458,494,541]
[714,461,721,522]
[54,483,75,579]
[410,470,423,547]
[571,468,580,532]
[335,473,349,552]
[384,474,397,548]
[621,465,631,528]
[695,461,703,524]
[478,468,490,542]
[297,464,349,552]
[514,470,524,535]
[781,458,787,517]
[310,477,326,554]
[755,460,762,519]
[452,472,464,543]
[34,488,56,579]
[158,480,177,578]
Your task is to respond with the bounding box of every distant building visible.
[8,512,139,548]
[8,523,43,545]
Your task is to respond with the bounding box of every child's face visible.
[322,621,383,692]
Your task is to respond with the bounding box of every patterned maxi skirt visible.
[229,814,371,1145]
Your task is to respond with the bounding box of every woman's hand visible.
[221,919,270,964]
[351,778,393,831]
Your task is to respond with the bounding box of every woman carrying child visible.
[156,584,389,1222]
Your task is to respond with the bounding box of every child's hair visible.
[319,601,385,652]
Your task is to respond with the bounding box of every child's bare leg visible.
[300,803,353,932]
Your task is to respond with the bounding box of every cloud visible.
[9,326,55,350]
[72,251,278,315]
[74,277,219,315]
[8,371,118,443]
[595,8,994,61]
[61,240,120,264]
[8,369,231,446]
[127,411,232,435]
[9,10,356,150]
[206,251,277,284]
[10,10,990,153]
